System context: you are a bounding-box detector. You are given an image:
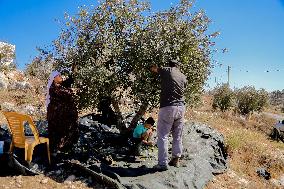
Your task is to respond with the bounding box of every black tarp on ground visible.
[74,118,228,189]
[0,115,228,189]
[112,122,228,189]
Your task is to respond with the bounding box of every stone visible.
[55,170,62,175]
[16,183,22,188]
[279,175,284,185]
[22,105,35,115]
[8,81,31,90]
[0,79,8,89]
[40,178,48,184]
[1,102,15,111]
[65,175,76,182]
[256,168,271,180]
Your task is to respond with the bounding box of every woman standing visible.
[46,70,78,153]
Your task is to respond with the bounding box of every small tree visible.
[25,53,53,82]
[255,88,269,112]
[42,0,218,129]
[235,86,269,115]
[0,42,16,71]
[212,84,234,112]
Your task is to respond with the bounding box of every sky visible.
[0,0,284,91]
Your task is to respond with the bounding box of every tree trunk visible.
[129,102,149,130]
[111,99,125,131]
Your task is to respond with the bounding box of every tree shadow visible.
[0,153,37,177]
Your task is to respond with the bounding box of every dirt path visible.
[263,112,284,121]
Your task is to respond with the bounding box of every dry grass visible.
[188,96,284,188]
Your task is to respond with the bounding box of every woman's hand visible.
[71,88,78,94]
[142,140,154,146]
[150,65,158,73]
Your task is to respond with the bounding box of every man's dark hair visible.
[169,59,180,67]
[282,120,284,124]
[145,117,155,126]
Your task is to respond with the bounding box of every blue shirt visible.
[133,123,148,138]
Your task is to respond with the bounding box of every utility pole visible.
[227,66,231,86]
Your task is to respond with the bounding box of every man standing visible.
[150,60,187,171]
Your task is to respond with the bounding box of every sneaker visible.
[168,157,180,167]
[153,164,169,171]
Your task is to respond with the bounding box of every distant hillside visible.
[0,69,46,120]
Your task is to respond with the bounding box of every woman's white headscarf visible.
[46,70,61,108]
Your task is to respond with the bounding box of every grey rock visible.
[8,81,31,90]
[22,105,35,115]
[279,175,284,185]
[0,80,8,89]
[65,175,76,182]
[0,72,8,89]
[1,102,15,111]
[55,170,62,175]
[256,168,271,180]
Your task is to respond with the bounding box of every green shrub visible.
[235,86,269,115]
[212,84,234,112]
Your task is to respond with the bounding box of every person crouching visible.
[130,117,155,156]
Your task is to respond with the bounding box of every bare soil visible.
[0,175,93,189]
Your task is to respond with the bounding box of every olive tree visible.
[44,0,218,129]
[212,84,234,112]
[235,86,269,115]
